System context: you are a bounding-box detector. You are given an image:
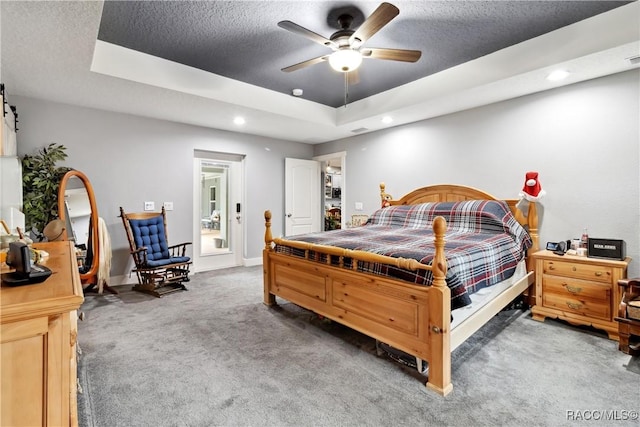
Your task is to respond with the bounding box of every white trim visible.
[243,257,263,267]
[108,274,137,287]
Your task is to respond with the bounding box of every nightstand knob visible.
[548,265,555,270]
[572,266,577,271]
[595,271,602,277]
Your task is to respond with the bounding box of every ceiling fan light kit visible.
[278,2,421,77]
[329,49,363,72]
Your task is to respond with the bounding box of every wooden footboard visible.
[263,210,454,395]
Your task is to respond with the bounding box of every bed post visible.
[380,182,393,207]
[263,210,276,306]
[426,216,453,396]
[527,201,539,254]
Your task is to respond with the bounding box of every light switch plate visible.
[144,201,155,211]
[163,202,174,211]
[355,202,363,211]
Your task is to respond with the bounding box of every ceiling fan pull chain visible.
[344,72,348,108]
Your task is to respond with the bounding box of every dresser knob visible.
[549,265,555,270]
[595,271,602,277]
[572,266,577,271]
[565,285,582,294]
[566,302,583,310]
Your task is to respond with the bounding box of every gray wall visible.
[12,69,640,279]
[14,97,313,276]
[316,70,640,276]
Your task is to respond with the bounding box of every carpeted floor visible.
[77,266,640,427]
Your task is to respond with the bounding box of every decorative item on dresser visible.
[263,183,539,396]
[531,250,631,340]
[1,241,83,427]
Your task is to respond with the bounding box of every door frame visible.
[192,152,245,273]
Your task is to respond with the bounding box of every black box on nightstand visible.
[587,238,625,260]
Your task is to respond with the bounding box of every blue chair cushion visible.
[129,215,190,265]
[145,256,191,268]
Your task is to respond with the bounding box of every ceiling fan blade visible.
[278,20,337,49]
[281,55,329,73]
[350,2,399,47]
[361,48,422,62]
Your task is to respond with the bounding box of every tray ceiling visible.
[1,1,638,143]
[97,1,631,108]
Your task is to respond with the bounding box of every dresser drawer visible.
[543,260,612,284]
[542,293,610,320]
[542,276,610,302]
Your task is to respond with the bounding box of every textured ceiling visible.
[1,1,638,144]
[97,1,631,108]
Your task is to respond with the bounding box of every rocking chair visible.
[615,278,640,355]
[119,206,192,297]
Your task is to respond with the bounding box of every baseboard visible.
[243,257,262,267]
[109,259,262,285]
[108,274,138,286]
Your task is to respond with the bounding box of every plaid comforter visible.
[275,200,532,311]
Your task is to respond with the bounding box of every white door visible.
[192,154,244,272]
[285,158,321,236]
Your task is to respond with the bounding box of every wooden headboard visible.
[380,182,539,256]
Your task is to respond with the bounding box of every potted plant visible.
[21,143,71,240]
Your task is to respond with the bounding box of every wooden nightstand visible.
[531,250,631,340]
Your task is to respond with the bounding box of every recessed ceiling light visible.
[547,70,571,81]
[381,116,393,124]
[626,55,640,66]
[233,117,246,125]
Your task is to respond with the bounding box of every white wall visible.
[13,97,313,277]
[316,70,640,276]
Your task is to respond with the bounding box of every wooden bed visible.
[262,183,539,396]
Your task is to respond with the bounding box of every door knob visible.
[287,213,292,218]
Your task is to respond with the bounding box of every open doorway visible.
[193,151,244,272]
[314,152,346,231]
[323,158,342,230]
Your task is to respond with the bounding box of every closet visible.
[324,164,342,230]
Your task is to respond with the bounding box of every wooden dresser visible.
[531,250,630,340]
[1,241,83,426]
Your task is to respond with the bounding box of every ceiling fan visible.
[278,2,422,75]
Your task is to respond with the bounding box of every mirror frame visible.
[58,170,100,285]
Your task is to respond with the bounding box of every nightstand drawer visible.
[543,260,612,284]
[542,276,610,302]
[542,293,610,320]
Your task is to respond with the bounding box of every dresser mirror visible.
[57,170,100,286]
